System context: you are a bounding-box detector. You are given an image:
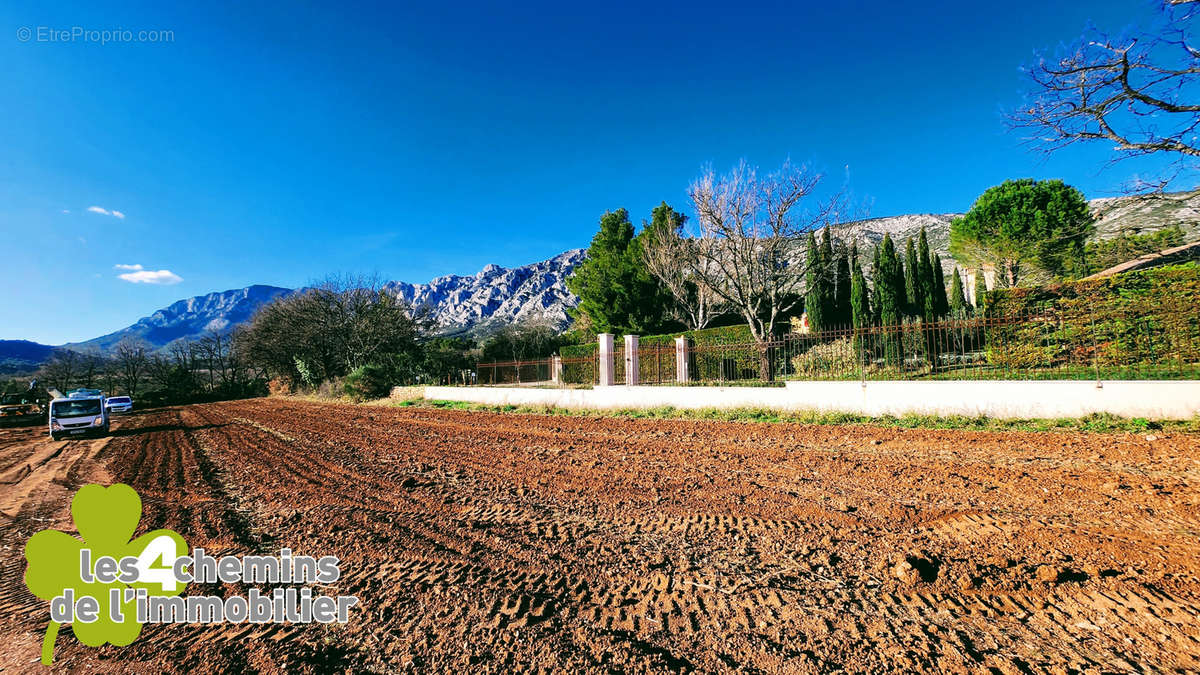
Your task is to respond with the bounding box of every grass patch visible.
[408,400,1198,434]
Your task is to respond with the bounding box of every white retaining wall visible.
[425,380,1200,420]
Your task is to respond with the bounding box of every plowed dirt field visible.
[1,398,1199,673]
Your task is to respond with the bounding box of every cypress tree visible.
[850,253,870,329]
[878,235,903,365]
[918,228,936,320]
[950,267,967,318]
[804,232,825,332]
[931,254,949,317]
[819,228,836,323]
[879,235,901,323]
[850,249,870,359]
[833,243,851,327]
[904,237,923,317]
[870,243,883,325]
[973,268,987,315]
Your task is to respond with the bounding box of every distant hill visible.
[0,340,56,375]
[385,249,585,335]
[54,250,586,357]
[1088,191,1200,241]
[65,284,294,354]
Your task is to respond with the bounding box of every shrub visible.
[343,364,393,400]
[791,337,857,378]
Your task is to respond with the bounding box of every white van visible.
[49,391,110,440]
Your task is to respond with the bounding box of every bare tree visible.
[77,353,104,388]
[1009,1,1200,191]
[37,350,81,393]
[641,218,726,330]
[113,339,149,397]
[685,160,850,379]
[146,352,178,392]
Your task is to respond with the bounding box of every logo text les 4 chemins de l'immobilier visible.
[24,483,358,665]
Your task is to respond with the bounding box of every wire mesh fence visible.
[475,303,1200,386]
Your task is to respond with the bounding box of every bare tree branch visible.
[1009,1,1200,190]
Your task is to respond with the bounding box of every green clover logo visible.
[23,483,188,665]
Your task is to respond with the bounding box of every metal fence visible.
[475,359,554,385]
[475,305,1200,386]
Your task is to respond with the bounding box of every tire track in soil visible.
[3,398,1200,672]
[187,398,1200,673]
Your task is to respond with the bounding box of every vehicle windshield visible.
[107,397,131,404]
[1,394,28,405]
[52,399,102,418]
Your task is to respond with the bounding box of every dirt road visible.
[1,398,1198,672]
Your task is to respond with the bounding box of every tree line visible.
[6,275,576,404]
[565,161,1098,380]
[234,275,572,399]
[16,331,266,405]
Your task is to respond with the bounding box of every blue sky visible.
[0,0,1182,344]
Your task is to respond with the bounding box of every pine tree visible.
[931,255,949,317]
[973,268,988,315]
[567,208,670,334]
[804,232,825,332]
[950,267,967,318]
[833,243,851,327]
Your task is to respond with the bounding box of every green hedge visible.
[559,342,598,384]
[984,262,1200,373]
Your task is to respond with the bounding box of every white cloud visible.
[115,264,182,285]
[87,205,126,219]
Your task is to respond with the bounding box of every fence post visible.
[857,328,866,388]
[598,333,615,386]
[1089,307,1102,389]
[675,336,689,384]
[624,335,640,386]
[657,341,667,384]
[552,356,562,385]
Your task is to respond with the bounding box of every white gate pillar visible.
[624,335,639,386]
[551,355,563,384]
[597,334,615,386]
[675,336,690,383]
